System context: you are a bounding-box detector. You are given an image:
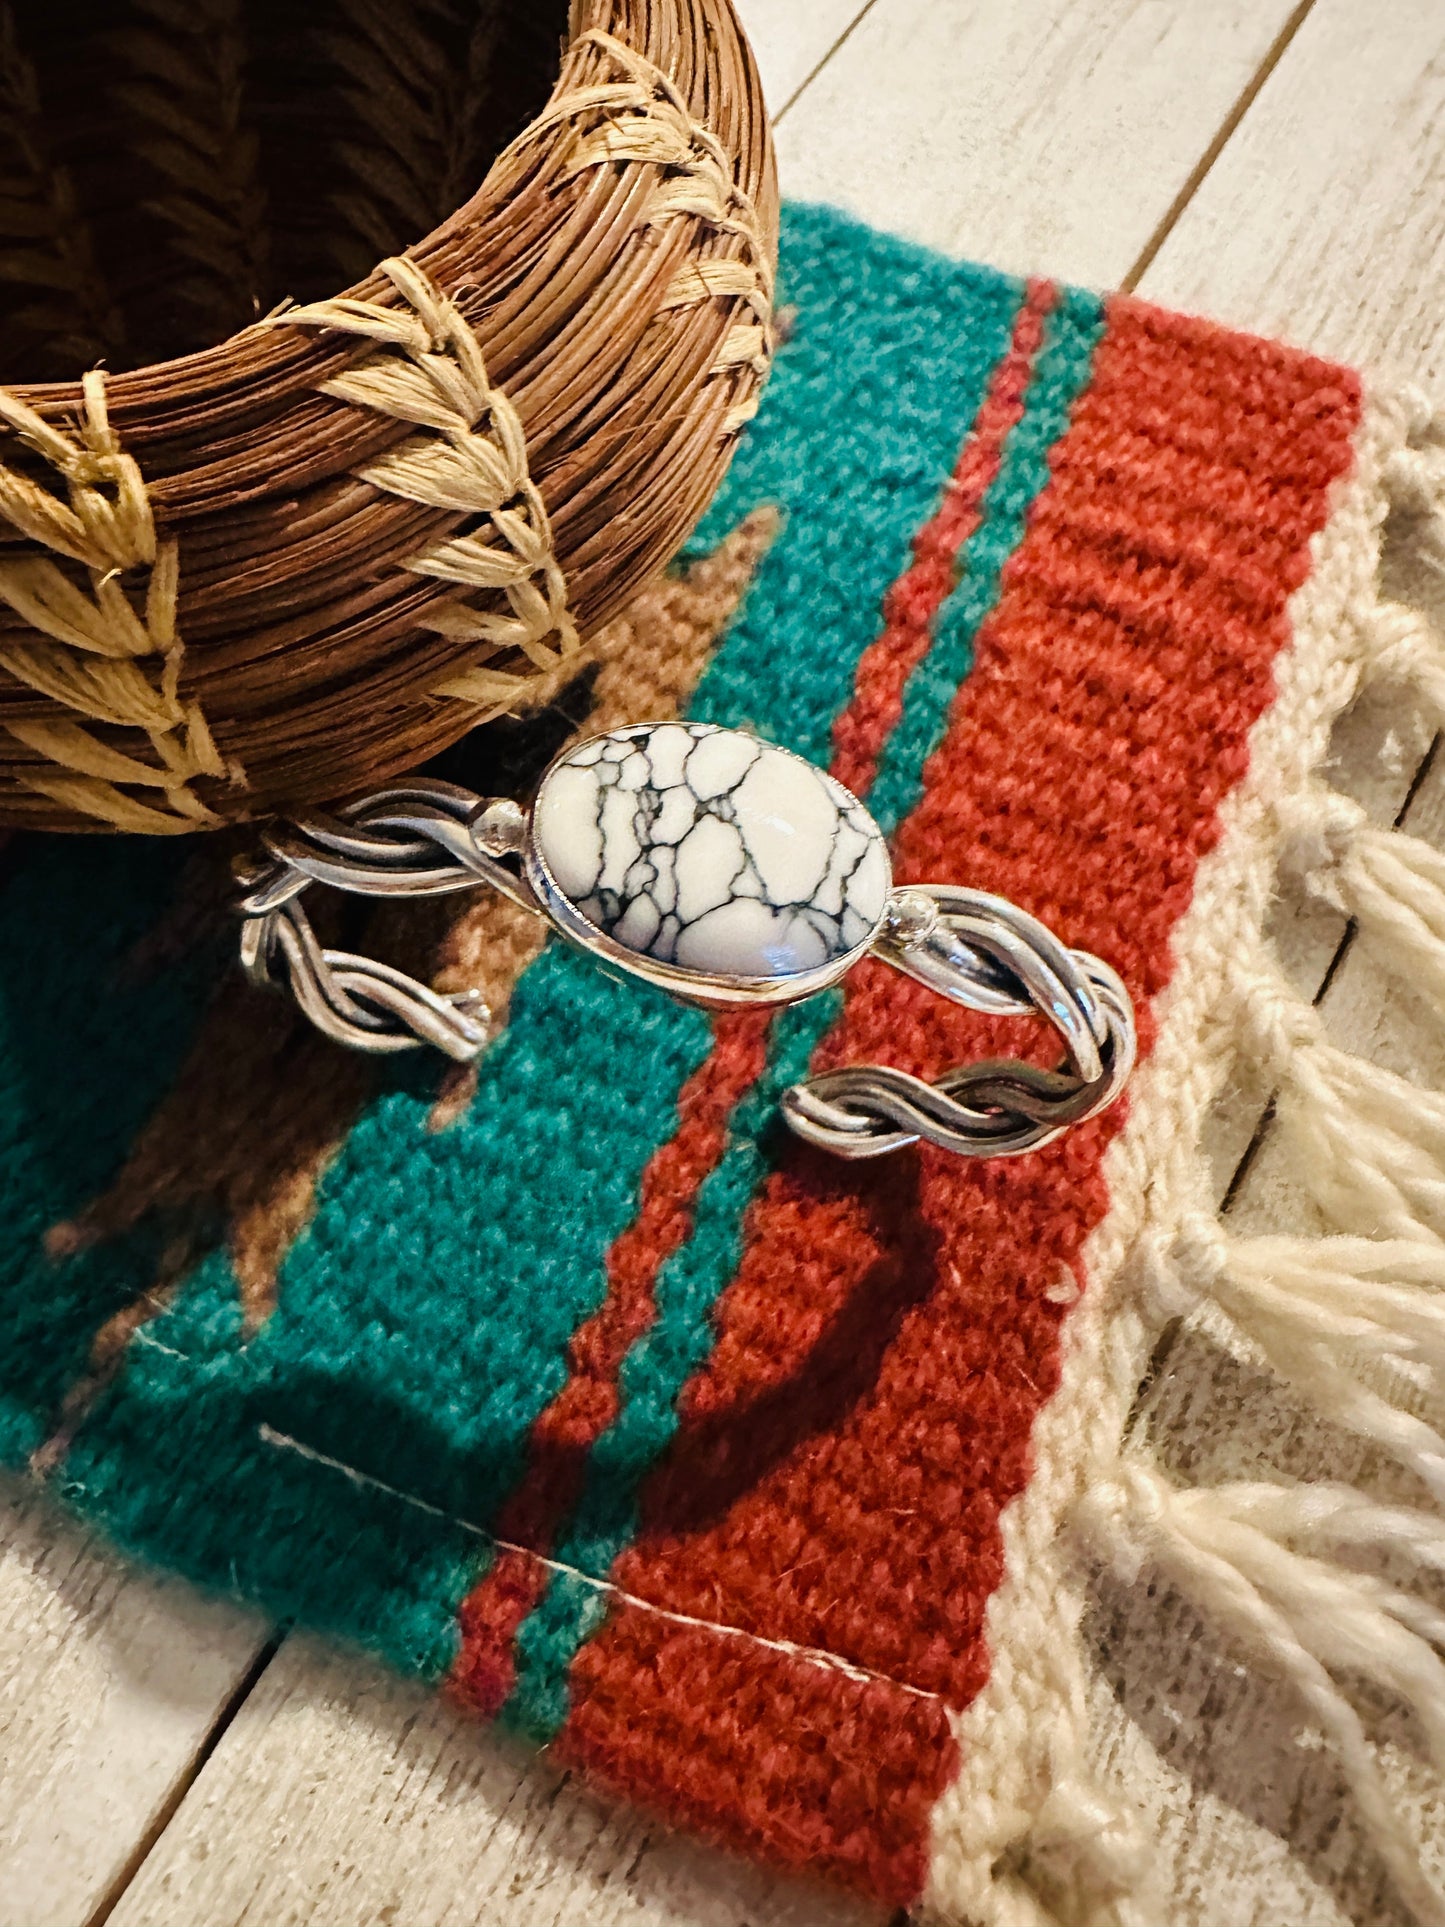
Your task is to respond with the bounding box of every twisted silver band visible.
[236,781,533,1062]
[237,774,1135,1159]
[784,886,1135,1158]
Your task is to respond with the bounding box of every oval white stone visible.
[530,722,892,988]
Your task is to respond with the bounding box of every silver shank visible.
[237,780,539,1062]
[237,784,1136,1158]
[780,886,1136,1159]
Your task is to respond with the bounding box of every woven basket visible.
[0,0,775,834]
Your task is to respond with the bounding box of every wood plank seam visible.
[80,1632,285,1927]
[1120,0,1320,294]
[52,13,1349,1920]
[14,4,1445,1922]
[770,0,882,120]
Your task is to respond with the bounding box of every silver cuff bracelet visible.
[237,720,1136,1160]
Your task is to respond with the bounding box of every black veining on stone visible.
[541,724,889,980]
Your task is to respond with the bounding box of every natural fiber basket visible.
[0,0,775,833]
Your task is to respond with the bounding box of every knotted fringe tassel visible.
[1237,960,1445,1242]
[1152,1218,1445,1501]
[931,388,1445,1927]
[1384,402,1445,571]
[1363,599,1445,729]
[1078,1462,1445,1927]
[1282,787,1445,1012]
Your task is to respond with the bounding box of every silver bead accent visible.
[881,889,940,949]
[472,797,526,858]
[235,728,1137,1160]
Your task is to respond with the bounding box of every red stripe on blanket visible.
[448,1011,772,1719]
[563,1600,959,1906]
[830,277,1055,798]
[554,300,1362,1899]
[447,282,1056,1719]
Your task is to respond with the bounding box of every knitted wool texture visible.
[4,202,1439,1920]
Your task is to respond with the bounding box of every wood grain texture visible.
[1085,8,1445,1916]
[0,1474,267,1927]
[773,0,1306,287]
[4,3,1445,1924]
[737,0,876,111]
[1141,0,1445,385]
[105,1632,882,1927]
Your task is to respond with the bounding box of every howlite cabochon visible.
[528,722,892,988]
[0,203,1372,1913]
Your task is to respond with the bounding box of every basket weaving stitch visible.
[0,0,775,832]
[6,203,1445,1924]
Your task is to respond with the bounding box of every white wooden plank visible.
[1141,0,1445,384]
[1091,9,1445,1916]
[772,0,1305,289]
[16,7,1445,1927]
[734,0,875,114]
[18,11,1317,1927]
[0,1474,268,1927]
[106,1632,882,1927]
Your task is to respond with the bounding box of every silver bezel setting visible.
[234,730,1137,1159]
[523,723,894,1010]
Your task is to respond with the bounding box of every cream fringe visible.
[1238,951,1445,1244]
[924,384,1445,1927]
[1282,783,1445,1011]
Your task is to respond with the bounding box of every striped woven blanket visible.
[6,202,1445,1925]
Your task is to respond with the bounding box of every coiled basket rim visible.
[0,0,777,835]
